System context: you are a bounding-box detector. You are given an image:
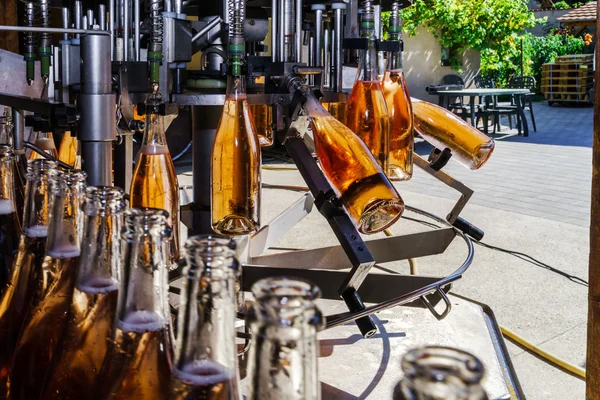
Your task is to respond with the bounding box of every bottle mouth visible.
[252,277,320,305]
[26,159,58,178]
[122,207,172,240]
[84,186,125,215]
[401,346,485,385]
[49,169,87,194]
[183,234,238,277]
[0,145,13,160]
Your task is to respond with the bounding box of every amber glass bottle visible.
[10,170,87,400]
[346,7,390,170]
[296,82,404,234]
[41,186,124,400]
[0,159,56,397]
[130,93,180,263]
[249,104,273,147]
[412,99,495,170]
[29,131,58,160]
[322,102,348,125]
[381,3,413,181]
[211,36,261,236]
[95,208,173,400]
[58,131,81,169]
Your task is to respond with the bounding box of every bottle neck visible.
[142,109,168,148]
[117,208,172,330]
[357,25,379,82]
[46,171,87,258]
[23,159,57,237]
[248,278,323,398]
[0,148,16,208]
[76,186,124,292]
[0,117,13,146]
[174,236,240,389]
[226,75,247,100]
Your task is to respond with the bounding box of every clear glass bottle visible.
[411,99,495,170]
[0,113,13,146]
[29,131,58,160]
[10,170,87,400]
[41,186,125,400]
[249,104,274,147]
[394,346,488,400]
[168,235,241,400]
[0,146,22,288]
[382,3,413,181]
[1,114,26,222]
[346,5,390,170]
[95,208,173,400]
[130,93,180,264]
[0,159,56,397]
[246,277,324,400]
[211,36,261,236]
[298,84,404,234]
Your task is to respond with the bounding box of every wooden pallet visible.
[556,54,594,63]
[543,92,590,103]
[541,77,593,87]
[541,84,592,94]
[542,62,592,71]
[541,67,593,78]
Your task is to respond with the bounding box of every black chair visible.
[508,76,537,132]
[441,74,468,117]
[473,76,499,134]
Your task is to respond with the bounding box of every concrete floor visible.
[176,101,591,399]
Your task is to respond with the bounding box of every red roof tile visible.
[557,2,597,23]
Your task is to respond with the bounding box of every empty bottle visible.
[412,99,495,170]
[249,104,274,147]
[211,24,261,236]
[382,2,413,181]
[58,131,81,169]
[0,159,57,397]
[296,80,404,234]
[29,131,58,160]
[346,3,390,170]
[393,346,488,400]
[0,117,25,217]
[168,235,242,400]
[95,208,174,400]
[247,277,324,400]
[130,93,180,264]
[10,170,87,400]
[0,147,22,288]
[41,186,125,400]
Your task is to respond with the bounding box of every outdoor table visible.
[434,88,532,137]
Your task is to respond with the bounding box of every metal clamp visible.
[421,286,452,321]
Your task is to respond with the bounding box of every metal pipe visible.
[191,16,221,44]
[0,25,110,35]
[295,0,302,62]
[134,0,140,60]
[278,0,285,62]
[312,4,325,67]
[165,0,172,13]
[284,0,294,61]
[74,1,82,39]
[82,16,89,30]
[109,0,114,57]
[87,9,94,26]
[98,4,106,30]
[332,3,345,92]
[324,20,330,88]
[61,8,70,41]
[174,0,182,15]
[271,0,277,62]
[123,0,130,60]
[11,109,24,153]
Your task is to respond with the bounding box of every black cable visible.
[401,213,589,287]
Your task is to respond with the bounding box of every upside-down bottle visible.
[95,208,173,400]
[41,186,125,400]
[168,235,241,400]
[211,26,261,236]
[58,131,81,169]
[247,277,324,400]
[0,114,26,222]
[10,169,87,400]
[294,80,404,234]
[346,4,390,170]
[393,346,488,400]
[0,147,22,288]
[29,131,58,160]
[0,159,56,397]
[411,99,495,170]
[382,3,413,181]
[130,93,180,264]
[249,104,274,147]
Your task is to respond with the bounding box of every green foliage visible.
[400,0,540,71]
[553,1,571,9]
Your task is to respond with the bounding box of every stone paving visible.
[401,101,594,227]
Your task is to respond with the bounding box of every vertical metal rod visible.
[332,3,345,92]
[312,5,324,67]
[278,0,285,62]
[123,0,130,60]
[295,0,302,62]
[74,1,82,39]
[175,0,182,15]
[109,0,114,57]
[324,21,330,88]
[587,3,600,396]
[134,0,140,60]
[61,8,70,41]
[11,109,24,153]
[165,0,172,13]
[82,15,89,30]
[98,4,106,30]
[87,9,94,26]
[271,0,278,62]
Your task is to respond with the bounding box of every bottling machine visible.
[0,1,524,396]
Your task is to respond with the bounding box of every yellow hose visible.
[262,166,298,171]
[500,326,586,380]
